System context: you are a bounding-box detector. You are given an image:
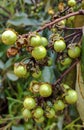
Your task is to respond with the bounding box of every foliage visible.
[0,0,84,130]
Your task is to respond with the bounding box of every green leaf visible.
[24,0,32,4]
[7,12,40,27]
[12,126,24,130]
[6,71,18,81]
[0,60,4,69]
[41,66,55,83]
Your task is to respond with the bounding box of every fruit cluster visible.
[22,82,77,122]
[2,29,81,77]
[1,22,79,123]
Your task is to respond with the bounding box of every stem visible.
[37,10,84,32]
[0,116,23,121]
[64,31,82,40]
[7,97,23,104]
[58,26,82,31]
[53,59,79,86]
[63,117,80,130]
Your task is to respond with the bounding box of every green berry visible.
[30,35,41,47]
[68,0,76,7]
[65,90,78,104]
[39,83,52,97]
[54,100,65,111]
[32,46,47,60]
[41,37,48,47]
[34,107,44,118]
[2,30,17,45]
[23,97,36,110]
[54,40,66,52]
[22,109,32,119]
[46,108,55,118]
[14,64,27,78]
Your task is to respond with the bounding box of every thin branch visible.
[64,31,82,40]
[37,9,84,32]
[53,59,79,86]
[57,26,82,31]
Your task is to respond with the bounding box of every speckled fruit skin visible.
[54,100,65,111]
[46,108,55,118]
[68,0,76,7]
[2,30,17,45]
[23,97,36,110]
[65,90,78,104]
[68,46,81,59]
[41,37,48,47]
[61,57,72,66]
[14,64,27,78]
[54,40,66,52]
[32,46,47,60]
[22,109,32,119]
[34,107,44,118]
[32,70,41,79]
[30,35,41,47]
[39,83,52,97]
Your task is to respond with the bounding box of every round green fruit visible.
[32,70,41,79]
[22,109,32,119]
[32,46,47,60]
[39,83,52,97]
[54,100,65,111]
[2,30,17,45]
[34,107,44,118]
[41,37,48,47]
[14,64,27,78]
[35,116,45,123]
[68,0,76,7]
[23,97,36,110]
[30,35,41,47]
[46,108,55,118]
[65,89,78,104]
[47,58,53,66]
[68,46,81,58]
[54,40,66,52]
[62,84,70,90]
[61,57,72,66]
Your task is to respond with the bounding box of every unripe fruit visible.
[48,58,53,66]
[54,40,66,52]
[14,64,27,78]
[46,108,55,118]
[23,97,36,110]
[68,46,81,59]
[32,70,41,79]
[68,0,76,7]
[32,46,47,60]
[54,100,65,111]
[22,109,32,119]
[29,80,40,93]
[61,57,72,66]
[34,107,44,118]
[41,37,48,47]
[30,35,41,47]
[65,90,78,104]
[62,84,70,90]
[2,30,17,45]
[39,83,52,97]
[35,116,45,123]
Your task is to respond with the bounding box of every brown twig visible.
[53,59,79,86]
[64,31,82,40]
[37,9,84,32]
